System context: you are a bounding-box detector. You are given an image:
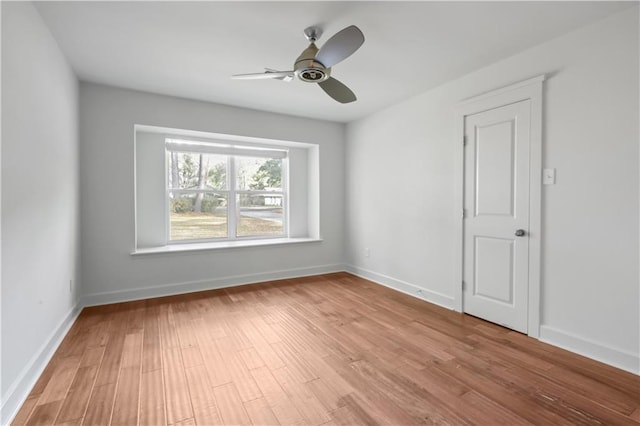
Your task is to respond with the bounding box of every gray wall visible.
[346,9,639,373]
[1,1,80,417]
[79,83,346,304]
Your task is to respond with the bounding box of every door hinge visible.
[462,280,466,290]
[463,136,467,146]
[462,209,467,218]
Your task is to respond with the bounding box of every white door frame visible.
[453,75,545,338]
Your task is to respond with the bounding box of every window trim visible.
[133,124,320,253]
[165,140,289,244]
[131,237,322,256]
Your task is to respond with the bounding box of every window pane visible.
[237,194,283,237]
[235,157,282,191]
[169,152,227,190]
[169,192,228,240]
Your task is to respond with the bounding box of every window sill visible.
[131,237,322,256]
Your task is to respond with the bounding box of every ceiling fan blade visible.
[231,71,294,80]
[264,68,294,82]
[318,77,357,103]
[315,25,364,68]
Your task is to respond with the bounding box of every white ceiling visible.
[35,1,633,123]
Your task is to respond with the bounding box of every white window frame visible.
[165,138,289,244]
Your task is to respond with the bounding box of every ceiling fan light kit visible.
[231,25,364,104]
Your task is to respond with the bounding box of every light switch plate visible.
[543,168,556,185]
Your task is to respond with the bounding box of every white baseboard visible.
[345,264,454,310]
[1,304,82,425]
[539,325,639,375]
[81,263,346,307]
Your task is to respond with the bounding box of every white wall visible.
[79,83,345,304]
[1,2,80,421]
[135,131,168,248]
[346,8,639,373]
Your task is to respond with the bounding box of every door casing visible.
[453,75,544,338]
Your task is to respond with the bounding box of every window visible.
[166,139,287,242]
[134,126,319,253]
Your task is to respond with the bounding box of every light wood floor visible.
[13,273,640,425]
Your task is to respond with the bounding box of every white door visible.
[463,100,531,333]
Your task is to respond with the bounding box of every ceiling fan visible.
[231,25,365,104]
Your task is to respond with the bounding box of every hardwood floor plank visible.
[200,315,227,340]
[341,357,466,424]
[126,301,146,333]
[198,342,232,388]
[53,322,83,358]
[249,366,306,425]
[163,347,194,424]
[54,366,98,424]
[54,419,82,426]
[109,331,143,424]
[78,346,105,369]
[338,391,416,425]
[191,318,232,388]
[180,345,204,369]
[272,314,332,358]
[142,305,162,373]
[460,390,534,425]
[501,365,638,425]
[542,364,640,415]
[243,397,280,426]
[270,341,318,384]
[434,353,584,425]
[175,311,204,368]
[37,356,82,405]
[249,315,282,344]
[394,362,469,401]
[215,336,263,402]
[272,366,332,425]
[237,319,285,370]
[93,315,127,387]
[158,304,180,350]
[84,317,111,349]
[305,379,345,412]
[329,398,376,426]
[81,383,116,425]
[467,333,556,372]
[25,401,63,426]
[221,316,253,351]
[184,364,219,416]
[212,383,251,426]
[12,273,640,426]
[300,351,355,397]
[110,366,141,425]
[121,331,144,368]
[238,347,266,370]
[192,404,223,426]
[139,368,166,426]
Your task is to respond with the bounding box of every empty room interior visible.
[2,1,639,425]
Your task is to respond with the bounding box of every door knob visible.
[515,229,526,237]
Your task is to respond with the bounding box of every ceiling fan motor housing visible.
[294,43,331,83]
